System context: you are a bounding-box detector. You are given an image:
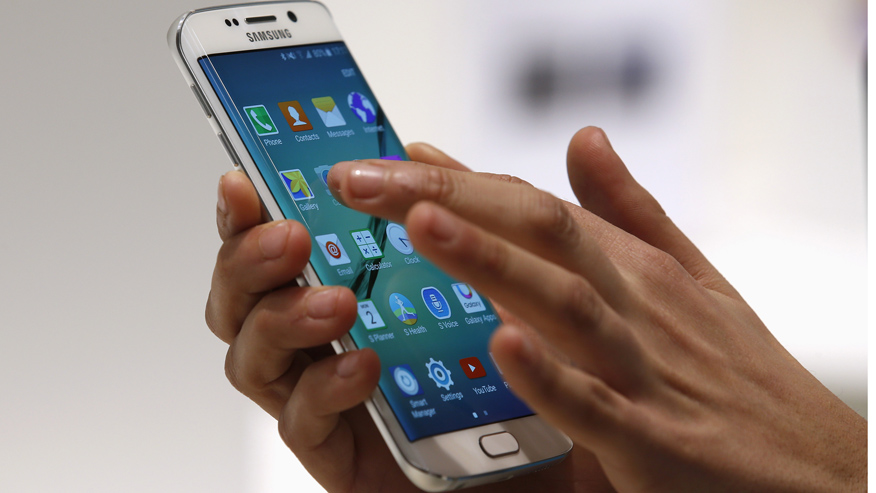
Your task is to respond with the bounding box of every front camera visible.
[287,11,298,22]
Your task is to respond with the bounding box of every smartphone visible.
[168,2,571,490]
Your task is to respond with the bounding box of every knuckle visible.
[224,348,245,392]
[481,172,533,187]
[560,276,603,331]
[528,190,580,246]
[477,237,511,279]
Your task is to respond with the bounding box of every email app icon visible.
[311,96,347,128]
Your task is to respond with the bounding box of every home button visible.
[479,432,520,458]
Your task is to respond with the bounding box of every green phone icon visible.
[242,104,279,136]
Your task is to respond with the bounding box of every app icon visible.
[459,357,487,379]
[314,234,350,265]
[357,299,386,330]
[388,292,418,325]
[348,91,377,123]
[390,364,422,396]
[386,223,414,255]
[425,358,453,390]
[311,96,347,127]
[380,155,401,160]
[421,287,451,320]
[278,169,314,201]
[277,100,313,131]
[243,105,279,136]
[314,165,332,192]
[451,283,486,313]
[350,229,383,259]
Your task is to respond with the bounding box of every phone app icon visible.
[314,165,332,192]
[278,169,314,201]
[277,100,313,131]
[421,287,451,320]
[451,283,486,313]
[459,357,487,379]
[311,96,347,127]
[388,292,418,325]
[425,358,454,390]
[315,234,350,265]
[386,223,414,255]
[390,364,423,396]
[243,105,278,136]
[350,229,383,259]
[348,91,377,123]
[357,299,386,330]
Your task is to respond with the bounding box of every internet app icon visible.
[311,96,347,127]
[388,292,418,325]
[389,364,423,396]
[348,91,377,123]
[278,169,314,201]
[421,286,451,320]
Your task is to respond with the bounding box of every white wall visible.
[0,1,865,492]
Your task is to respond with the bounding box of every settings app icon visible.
[425,358,454,390]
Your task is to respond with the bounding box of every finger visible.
[217,170,264,242]
[405,142,471,171]
[490,324,631,454]
[206,219,312,343]
[328,160,627,306]
[406,202,644,389]
[225,286,358,418]
[567,127,737,297]
[279,349,381,491]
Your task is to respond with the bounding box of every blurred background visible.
[0,0,866,491]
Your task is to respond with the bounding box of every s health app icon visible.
[388,292,418,325]
[278,169,314,201]
[451,283,486,313]
[311,96,346,127]
[314,234,350,266]
[348,91,377,123]
[421,287,451,320]
[390,364,422,396]
[243,105,278,136]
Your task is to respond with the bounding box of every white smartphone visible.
[168,2,572,490]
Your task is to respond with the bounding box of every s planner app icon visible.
[315,234,350,266]
[451,283,486,313]
[421,287,451,320]
[390,364,423,396]
[278,169,314,201]
[243,105,278,136]
[459,357,487,379]
[311,96,346,127]
[277,100,313,131]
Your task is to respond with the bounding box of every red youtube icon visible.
[459,357,487,379]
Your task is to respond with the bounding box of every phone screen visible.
[198,42,532,441]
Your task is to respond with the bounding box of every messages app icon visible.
[311,96,346,127]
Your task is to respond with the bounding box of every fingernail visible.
[217,176,228,214]
[307,288,339,319]
[345,162,385,199]
[258,221,289,260]
[424,206,457,243]
[336,351,361,378]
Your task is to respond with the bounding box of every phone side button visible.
[479,432,520,458]
[191,85,213,119]
[217,132,241,167]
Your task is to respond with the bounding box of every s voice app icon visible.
[421,287,451,320]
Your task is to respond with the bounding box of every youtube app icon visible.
[459,357,487,379]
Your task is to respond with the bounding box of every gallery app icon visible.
[243,105,278,136]
[421,287,451,320]
[388,292,417,325]
[357,299,386,330]
[278,169,314,201]
[348,92,377,123]
[390,364,423,396]
[311,96,347,127]
[350,229,383,259]
[315,233,350,266]
[277,100,313,131]
[459,357,487,379]
[451,283,486,313]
